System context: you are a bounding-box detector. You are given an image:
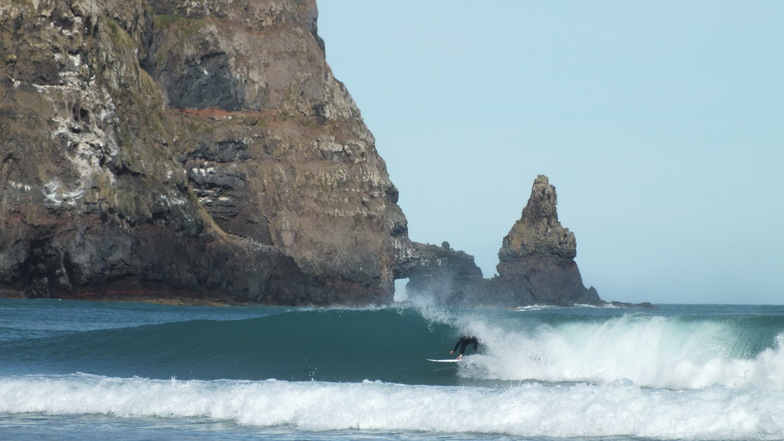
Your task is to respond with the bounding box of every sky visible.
[317,1,784,305]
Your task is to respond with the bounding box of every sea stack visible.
[402,175,601,307]
[485,175,600,306]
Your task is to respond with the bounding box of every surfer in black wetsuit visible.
[450,336,479,359]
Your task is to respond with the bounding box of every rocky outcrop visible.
[398,241,483,305]
[485,175,600,306]
[402,175,600,307]
[498,175,577,262]
[0,0,406,304]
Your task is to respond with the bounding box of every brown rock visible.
[0,0,406,305]
[398,176,602,307]
[499,175,576,262]
[488,175,600,306]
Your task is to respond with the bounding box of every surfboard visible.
[427,358,461,363]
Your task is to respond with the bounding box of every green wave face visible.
[1,308,461,384]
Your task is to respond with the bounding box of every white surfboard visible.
[427,358,461,363]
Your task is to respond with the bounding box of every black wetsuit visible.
[452,336,479,356]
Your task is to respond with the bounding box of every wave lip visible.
[460,312,784,390]
[1,374,783,440]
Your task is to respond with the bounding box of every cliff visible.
[0,0,601,307]
[0,0,405,304]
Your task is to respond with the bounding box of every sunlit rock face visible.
[499,175,577,262]
[488,175,600,306]
[0,0,408,304]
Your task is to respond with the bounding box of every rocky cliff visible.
[0,0,600,307]
[0,0,406,304]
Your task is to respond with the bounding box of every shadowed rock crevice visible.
[169,51,244,110]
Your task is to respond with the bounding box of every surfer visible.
[450,336,479,359]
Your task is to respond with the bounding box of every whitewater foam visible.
[1,374,783,439]
[457,312,784,390]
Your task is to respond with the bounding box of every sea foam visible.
[459,313,784,390]
[1,374,783,440]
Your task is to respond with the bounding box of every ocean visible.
[1,298,783,440]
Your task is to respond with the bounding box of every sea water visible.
[1,299,784,440]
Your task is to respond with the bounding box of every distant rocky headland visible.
[0,0,606,307]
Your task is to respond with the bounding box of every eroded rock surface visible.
[0,0,406,304]
[487,175,600,306]
[403,175,600,307]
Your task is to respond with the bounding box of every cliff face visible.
[0,0,406,304]
[145,0,408,301]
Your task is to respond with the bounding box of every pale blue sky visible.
[317,1,784,305]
